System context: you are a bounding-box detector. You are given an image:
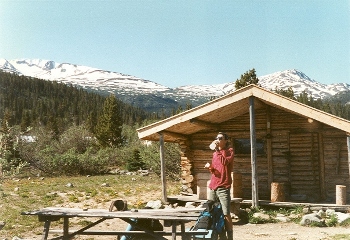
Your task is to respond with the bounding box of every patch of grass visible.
[68,194,80,203]
[309,221,325,227]
[330,234,350,240]
[339,218,350,227]
[247,207,278,224]
[0,173,180,239]
[77,219,94,226]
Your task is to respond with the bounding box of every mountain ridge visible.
[1,58,349,112]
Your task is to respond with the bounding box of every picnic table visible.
[21,207,208,240]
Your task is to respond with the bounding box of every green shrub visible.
[15,123,180,178]
[325,213,338,227]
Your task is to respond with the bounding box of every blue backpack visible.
[211,202,225,233]
[192,200,225,233]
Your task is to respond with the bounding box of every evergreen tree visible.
[0,112,13,161]
[275,86,295,99]
[0,111,22,172]
[126,149,146,171]
[46,115,60,140]
[176,105,183,114]
[296,91,310,105]
[20,110,31,132]
[95,94,123,147]
[235,68,259,90]
[186,102,193,110]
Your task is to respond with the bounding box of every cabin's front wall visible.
[186,106,350,203]
[322,127,350,202]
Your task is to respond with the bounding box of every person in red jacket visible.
[205,132,234,240]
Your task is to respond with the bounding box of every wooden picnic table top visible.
[22,207,204,221]
[22,207,208,240]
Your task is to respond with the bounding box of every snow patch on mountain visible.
[258,69,350,99]
[1,58,349,105]
[0,59,170,95]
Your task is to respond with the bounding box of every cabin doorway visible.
[288,132,321,202]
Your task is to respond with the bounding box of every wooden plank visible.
[250,96,258,207]
[49,230,209,236]
[347,135,350,177]
[22,208,203,221]
[159,133,167,203]
[241,199,350,212]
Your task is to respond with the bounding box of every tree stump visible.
[232,173,243,198]
[271,182,285,202]
[336,185,346,205]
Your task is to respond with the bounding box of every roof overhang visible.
[137,85,350,142]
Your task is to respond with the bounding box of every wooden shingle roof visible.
[137,85,350,142]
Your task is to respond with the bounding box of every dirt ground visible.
[13,190,350,240]
[22,216,350,240]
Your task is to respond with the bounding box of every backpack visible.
[192,200,214,231]
[211,202,225,234]
[192,200,225,233]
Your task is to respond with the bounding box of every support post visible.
[249,96,258,207]
[266,106,273,189]
[159,132,167,203]
[347,134,350,178]
[63,217,69,240]
[318,133,326,200]
[42,220,51,240]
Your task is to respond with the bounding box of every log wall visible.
[184,106,350,203]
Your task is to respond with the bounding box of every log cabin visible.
[137,85,350,206]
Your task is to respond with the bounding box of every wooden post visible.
[266,106,273,189]
[318,133,326,200]
[249,96,259,207]
[232,173,243,198]
[159,132,167,203]
[271,182,285,202]
[336,185,347,205]
[347,134,350,178]
[63,217,69,239]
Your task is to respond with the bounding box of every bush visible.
[139,141,181,180]
[16,124,181,178]
[325,213,338,227]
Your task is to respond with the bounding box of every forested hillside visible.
[0,71,151,133]
[0,71,180,179]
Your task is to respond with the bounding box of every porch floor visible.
[167,195,350,212]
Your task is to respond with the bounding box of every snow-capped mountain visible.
[1,58,349,111]
[258,69,350,99]
[0,58,170,94]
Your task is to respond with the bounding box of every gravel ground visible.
[19,218,350,240]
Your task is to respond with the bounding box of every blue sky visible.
[1,0,349,88]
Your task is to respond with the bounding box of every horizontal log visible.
[49,230,209,236]
[181,165,192,171]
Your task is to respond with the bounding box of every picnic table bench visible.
[22,207,208,240]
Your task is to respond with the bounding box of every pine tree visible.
[126,149,146,171]
[20,110,31,132]
[0,112,13,160]
[274,86,295,99]
[0,111,22,171]
[95,94,123,147]
[235,68,259,90]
